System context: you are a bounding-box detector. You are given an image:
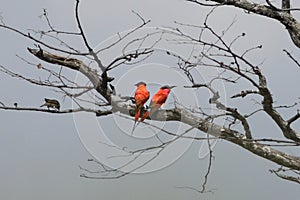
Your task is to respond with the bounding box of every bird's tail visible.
[132,106,142,135]
[131,121,138,136]
[131,111,148,135]
[140,110,150,122]
[134,109,141,122]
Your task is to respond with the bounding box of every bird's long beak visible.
[169,86,176,89]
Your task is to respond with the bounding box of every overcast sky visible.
[1,0,300,199]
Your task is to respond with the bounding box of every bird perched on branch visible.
[40,98,60,111]
[141,85,175,122]
[131,82,150,134]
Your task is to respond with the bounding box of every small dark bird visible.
[40,98,60,110]
[13,103,18,108]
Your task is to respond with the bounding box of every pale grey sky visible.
[1,0,300,199]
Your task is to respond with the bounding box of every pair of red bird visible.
[132,82,175,132]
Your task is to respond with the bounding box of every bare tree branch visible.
[186,0,219,7]
[270,167,300,184]
[200,134,213,193]
[190,0,300,48]
[0,24,89,55]
[0,105,112,116]
[287,110,300,126]
[75,0,92,52]
[231,90,260,98]
[283,49,300,68]
[40,8,81,35]
[75,0,105,72]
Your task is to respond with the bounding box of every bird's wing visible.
[135,90,150,106]
[151,93,167,105]
[149,94,167,113]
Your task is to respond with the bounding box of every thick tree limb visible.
[176,108,300,171]
[121,104,300,170]
[118,102,300,171]
[27,48,112,101]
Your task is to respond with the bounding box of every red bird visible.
[132,82,150,133]
[141,85,175,122]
